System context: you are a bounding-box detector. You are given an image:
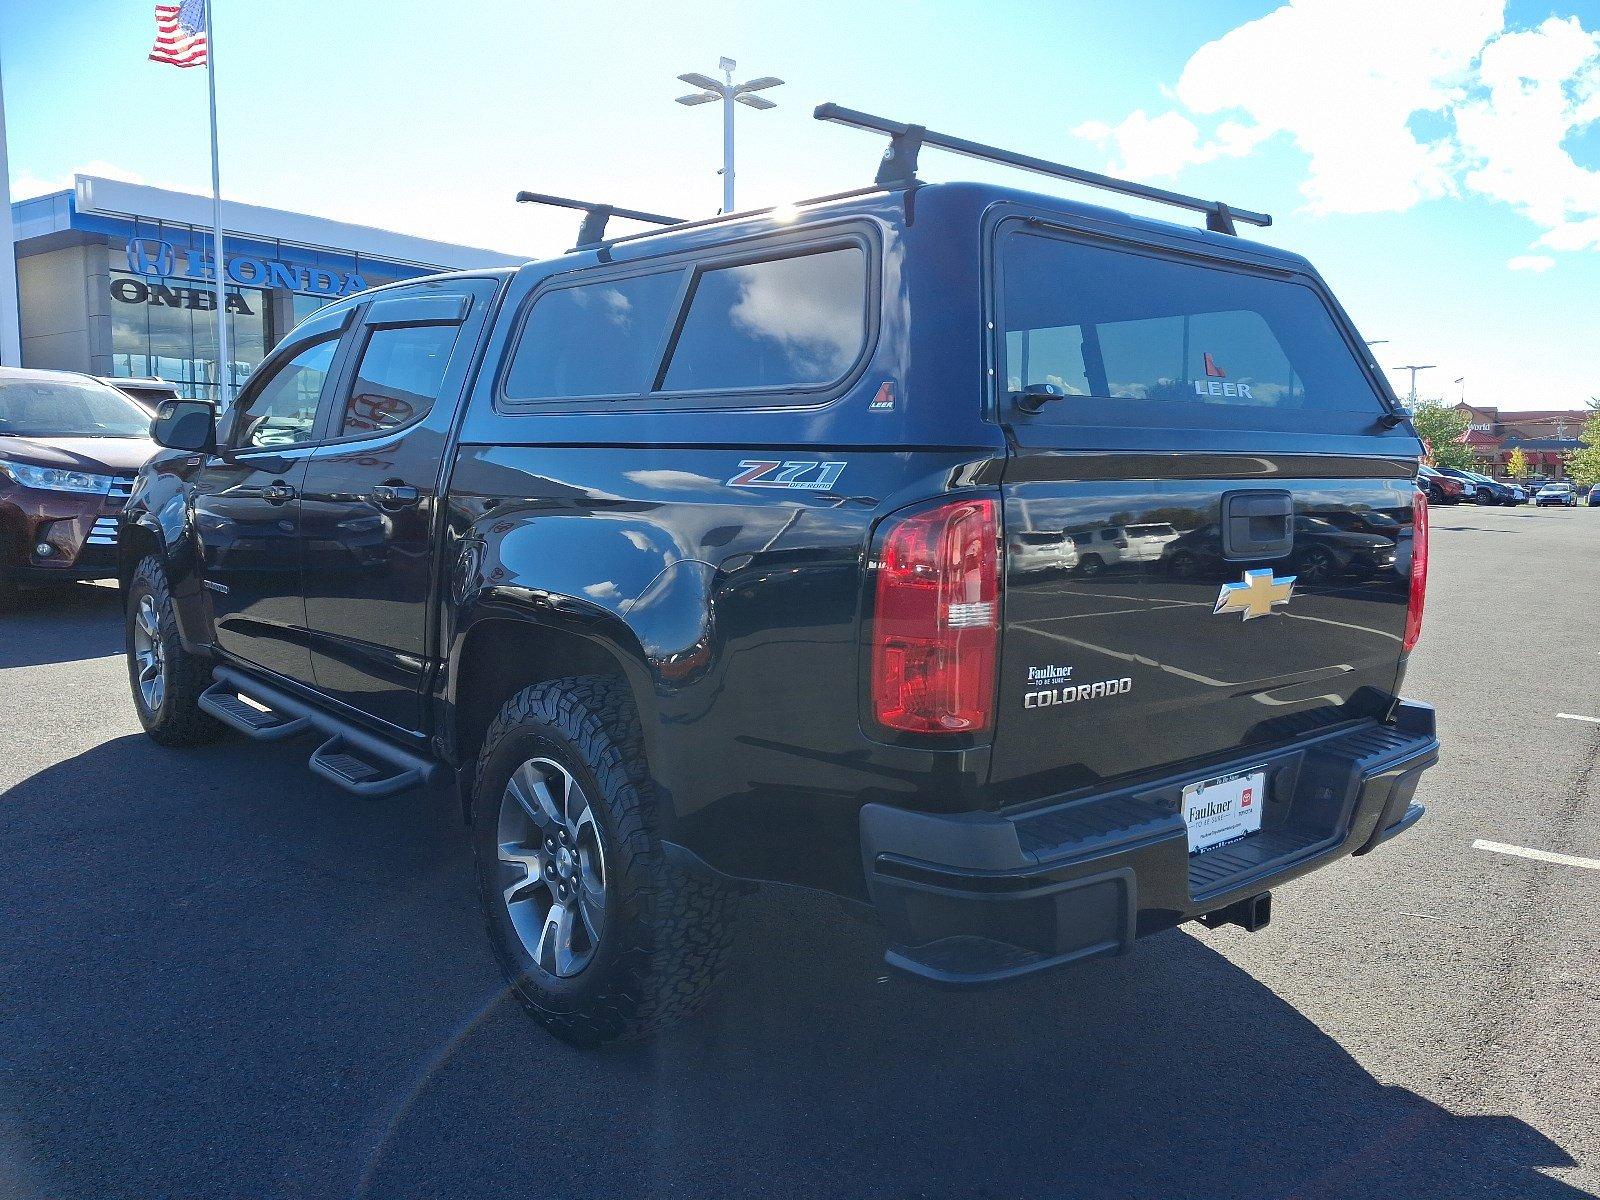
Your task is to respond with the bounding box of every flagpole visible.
[0,28,23,367]
[202,0,229,407]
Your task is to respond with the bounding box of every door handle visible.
[368,483,421,509]
[262,481,297,505]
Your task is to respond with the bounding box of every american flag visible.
[149,0,208,69]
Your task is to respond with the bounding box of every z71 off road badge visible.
[726,460,847,491]
[1213,568,1295,620]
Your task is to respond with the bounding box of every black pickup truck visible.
[120,108,1439,1045]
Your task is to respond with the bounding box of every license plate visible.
[1182,768,1265,856]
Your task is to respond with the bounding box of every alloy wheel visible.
[497,756,607,978]
[131,593,167,713]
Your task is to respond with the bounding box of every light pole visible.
[1454,376,1465,403]
[1392,363,1436,409]
[0,30,21,366]
[675,57,783,213]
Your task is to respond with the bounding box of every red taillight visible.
[1403,491,1428,654]
[870,497,999,735]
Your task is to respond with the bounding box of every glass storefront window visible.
[108,266,268,403]
[100,236,414,403]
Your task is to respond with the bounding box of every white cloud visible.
[1455,17,1600,248]
[1507,254,1556,271]
[1075,1,1600,253]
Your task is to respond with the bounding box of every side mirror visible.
[151,398,218,453]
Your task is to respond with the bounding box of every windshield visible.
[0,376,151,439]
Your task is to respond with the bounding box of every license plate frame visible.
[1182,767,1266,856]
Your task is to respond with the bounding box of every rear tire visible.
[125,556,222,746]
[472,675,736,1047]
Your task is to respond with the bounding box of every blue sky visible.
[4,0,1598,408]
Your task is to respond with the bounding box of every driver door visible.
[190,312,355,684]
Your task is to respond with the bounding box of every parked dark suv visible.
[120,107,1439,1045]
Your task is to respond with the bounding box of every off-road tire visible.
[125,556,222,745]
[472,675,736,1047]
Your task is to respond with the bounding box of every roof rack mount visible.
[812,103,1271,236]
[515,191,685,250]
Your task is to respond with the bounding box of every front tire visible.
[125,556,222,745]
[472,676,735,1047]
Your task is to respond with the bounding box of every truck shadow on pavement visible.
[0,583,124,669]
[0,734,1587,1200]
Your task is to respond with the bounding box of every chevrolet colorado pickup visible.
[120,107,1439,1045]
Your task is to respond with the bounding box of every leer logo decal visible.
[1213,568,1296,621]
[727,460,848,491]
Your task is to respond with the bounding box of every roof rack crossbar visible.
[813,103,1271,235]
[515,191,685,249]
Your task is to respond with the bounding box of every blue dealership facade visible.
[12,175,524,402]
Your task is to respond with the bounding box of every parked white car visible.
[1008,530,1081,576]
[1122,522,1181,562]
[1536,483,1577,508]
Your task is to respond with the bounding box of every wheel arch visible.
[117,518,164,589]
[448,609,662,821]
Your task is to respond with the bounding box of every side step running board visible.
[199,683,312,740]
[309,735,424,798]
[203,666,446,799]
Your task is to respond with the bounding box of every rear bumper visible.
[861,701,1439,985]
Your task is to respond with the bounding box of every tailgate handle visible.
[1222,490,1293,560]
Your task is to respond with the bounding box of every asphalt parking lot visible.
[2,503,1597,1200]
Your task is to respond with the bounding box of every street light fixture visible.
[1391,363,1436,409]
[674,57,783,213]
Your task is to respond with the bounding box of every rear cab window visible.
[996,226,1388,434]
[499,233,874,409]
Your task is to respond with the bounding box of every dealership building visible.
[11,174,526,402]
[1454,402,1591,479]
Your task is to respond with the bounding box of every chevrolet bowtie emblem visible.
[1213,568,1296,620]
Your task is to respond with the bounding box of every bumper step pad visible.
[1188,829,1325,896]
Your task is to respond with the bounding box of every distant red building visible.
[1453,404,1588,479]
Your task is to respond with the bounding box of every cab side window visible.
[335,323,461,438]
[503,272,681,401]
[660,246,867,392]
[233,338,339,450]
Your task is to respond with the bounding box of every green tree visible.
[1566,404,1600,487]
[1506,447,1530,481]
[1408,401,1477,470]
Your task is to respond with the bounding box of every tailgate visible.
[992,467,1415,791]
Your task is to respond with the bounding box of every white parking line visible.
[1557,712,1600,724]
[1472,839,1600,872]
